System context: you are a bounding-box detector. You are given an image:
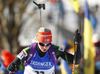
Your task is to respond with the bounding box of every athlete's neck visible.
[37,45,46,57]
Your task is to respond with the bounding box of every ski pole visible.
[72,29,80,74]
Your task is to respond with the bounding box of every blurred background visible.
[0,0,100,74]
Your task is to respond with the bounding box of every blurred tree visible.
[0,0,29,53]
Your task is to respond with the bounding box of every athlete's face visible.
[38,42,51,52]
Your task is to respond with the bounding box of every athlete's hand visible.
[7,57,21,72]
[74,29,82,44]
[7,62,18,72]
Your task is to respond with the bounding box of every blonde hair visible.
[38,27,51,32]
[32,36,38,43]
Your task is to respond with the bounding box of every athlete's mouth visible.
[42,49,47,52]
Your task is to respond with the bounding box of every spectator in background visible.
[94,5,100,34]
[1,50,15,68]
[0,61,6,74]
[60,40,73,74]
[61,40,74,54]
[0,53,6,74]
[1,49,25,74]
[92,33,100,74]
[0,50,15,74]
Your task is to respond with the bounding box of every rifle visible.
[33,1,45,27]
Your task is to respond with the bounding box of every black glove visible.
[7,57,21,72]
[74,29,82,44]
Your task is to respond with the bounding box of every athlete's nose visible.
[43,46,47,48]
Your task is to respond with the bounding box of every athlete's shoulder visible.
[23,46,30,52]
[52,44,59,50]
[52,44,65,52]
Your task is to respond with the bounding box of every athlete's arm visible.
[63,43,81,64]
[7,46,30,72]
[53,44,81,64]
[7,57,21,72]
[53,45,73,63]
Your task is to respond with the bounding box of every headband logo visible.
[44,35,46,38]
[40,34,52,38]
[45,39,50,41]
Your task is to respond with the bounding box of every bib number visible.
[35,71,44,74]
